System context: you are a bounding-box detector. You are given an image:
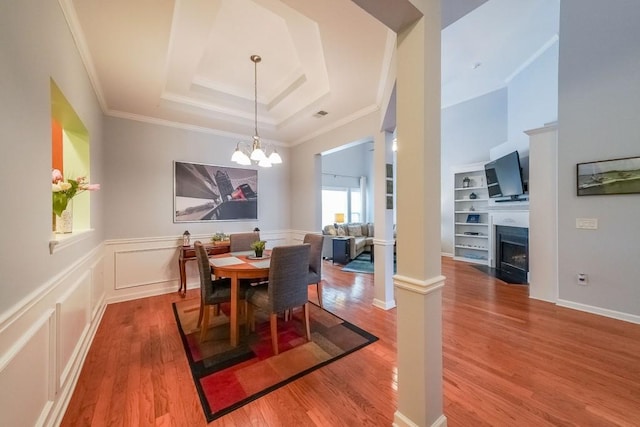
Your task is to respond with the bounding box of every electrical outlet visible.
[577,273,588,285]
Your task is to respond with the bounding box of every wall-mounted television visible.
[484,151,526,201]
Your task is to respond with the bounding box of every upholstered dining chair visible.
[229,231,260,252]
[194,241,248,342]
[229,231,267,286]
[245,244,311,355]
[303,233,324,307]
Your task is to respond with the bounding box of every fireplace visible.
[495,225,529,284]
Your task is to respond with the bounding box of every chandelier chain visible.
[251,55,261,138]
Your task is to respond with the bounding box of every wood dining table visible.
[208,250,270,347]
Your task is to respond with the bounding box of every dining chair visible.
[229,231,267,286]
[245,244,311,355]
[194,241,247,342]
[303,233,324,307]
[229,231,260,252]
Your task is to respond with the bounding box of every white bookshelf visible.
[452,163,490,265]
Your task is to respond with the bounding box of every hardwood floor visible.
[61,257,640,426]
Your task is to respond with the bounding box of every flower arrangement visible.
[52,169,100,216]
[211,232,229,243]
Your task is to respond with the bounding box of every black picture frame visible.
[466,214,480,223]
[386,163,393,178]
[174,161,258,222]
[577,155,640,196]
[386,195,393,210]
[386,179,393,195]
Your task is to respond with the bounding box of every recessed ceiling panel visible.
[195,0,302,104]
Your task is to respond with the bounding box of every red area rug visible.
[173,298,378,422]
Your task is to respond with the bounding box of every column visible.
[394,1,446,426]
[373,130,396,310]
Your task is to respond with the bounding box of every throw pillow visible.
[360,224,368,236]
[368,223,374,237]
[348,224,362,237]
[324,224,337,236]
[337,225,346,236]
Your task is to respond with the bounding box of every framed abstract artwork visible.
[173,161,258,222]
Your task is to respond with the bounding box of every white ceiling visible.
[442,0,559,108]
[61,0,558,146]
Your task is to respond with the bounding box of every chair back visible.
[303,233,323,283]
[267,244,311,313]
[230,231,261,252]
[194,241,212,300]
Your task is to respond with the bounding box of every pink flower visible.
[52,169,63,184]
[51,169,100,216]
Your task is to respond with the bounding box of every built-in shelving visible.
[452,163,490,265]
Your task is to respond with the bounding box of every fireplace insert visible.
[495,225,529,284]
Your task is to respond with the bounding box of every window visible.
[350,190,361,222]
[322,189,347,226]
[322,187,362,225]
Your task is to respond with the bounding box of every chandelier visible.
[231,55,282,168]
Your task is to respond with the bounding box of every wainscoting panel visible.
[0,310,55,427]
[56,271,91,388]
[289,229,319,245]
[0,246,105,427]
[104,231,293,303]
[114,246,177,290]
[90,259,104,320]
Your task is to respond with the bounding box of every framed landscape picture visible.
[174,161,258,222]
[577,156,640,196]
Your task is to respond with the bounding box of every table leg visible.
[178,258,187,296]
[229,274,239,347]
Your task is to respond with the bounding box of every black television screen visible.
[484,151,525,199]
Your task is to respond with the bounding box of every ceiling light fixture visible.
[231,55,282,168]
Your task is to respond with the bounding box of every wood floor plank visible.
[61,257,640,426]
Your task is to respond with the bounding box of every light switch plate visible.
[576,218,598,229]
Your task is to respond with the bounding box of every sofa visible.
[321,223,374,260]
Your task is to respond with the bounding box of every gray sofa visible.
[321,223,374,260]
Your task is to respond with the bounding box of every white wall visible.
[321,141,374,223]
[103,116,291,239]
[0,0,106,424]
[557,0,640,320]
[440,89,507,254]
[100,116,292,302]
[290,112,382,233]
[507,39,559,157]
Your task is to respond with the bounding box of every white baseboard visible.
[373,298,396,310]
[556,299,640,325]
[393,411,447,427]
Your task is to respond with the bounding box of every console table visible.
[178,242,230,296]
